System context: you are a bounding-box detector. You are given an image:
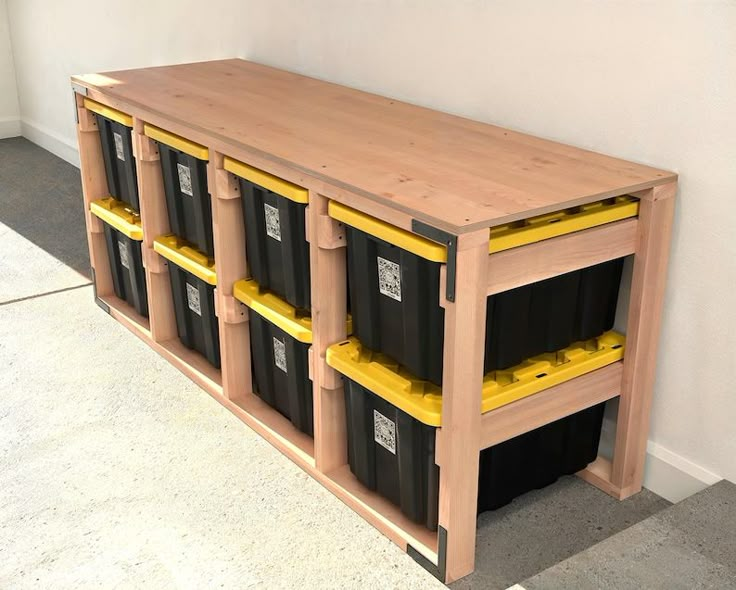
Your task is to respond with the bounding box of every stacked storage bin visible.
[233,278,315,436]
[84,99,140,211]
[224,157,311,310]
[153,235,220,368]
[327,333,624,529]
[84,99,148,317]
[145,126,221,367]
[225,156,318,430]
[326,197,638,528]
[89,198,148,317]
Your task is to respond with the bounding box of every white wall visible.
[5,0,246,165]
[0,0,20,138]
[6,0,735,499]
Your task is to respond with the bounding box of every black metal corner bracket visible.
[411,220,458,302]
[407,525,447,582]
[90,268,110,315]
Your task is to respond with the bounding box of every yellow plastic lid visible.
[488,196,639,254]
[326,331,625,427]
[329,196,639,262]
[89,197,142,241]
[83,98,133,127]
[144,124,209,161]
[224,156,309,204]
[153,234,216,285]
[328,201,448,262]
[233,278,314,343]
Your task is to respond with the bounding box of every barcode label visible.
[114,132,125,161]
[177,163,193,197]
[264,203,281,241]
[186,283,201,316]
[373,410,396,454]
[118,240,129,269]
[377,257,401,302]
[273,337,287,373]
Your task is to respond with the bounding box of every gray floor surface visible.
[521,480,736,590]
[1,137,671,589]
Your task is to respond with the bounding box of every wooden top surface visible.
[73,59,676,233]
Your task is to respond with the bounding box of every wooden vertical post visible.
[612,182,676,498]
[435,229,489,583]
[132,120,178,342]
[75,93,114,297]
[308,191,349,473]
[209,156,251,400]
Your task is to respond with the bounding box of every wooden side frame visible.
[74,88,677,585]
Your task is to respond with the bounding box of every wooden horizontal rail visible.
[475,362,623,451]
[486,218,637,295]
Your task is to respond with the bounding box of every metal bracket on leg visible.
[411,220,458,302]
[90,268,110,314]
[407,526,447,582]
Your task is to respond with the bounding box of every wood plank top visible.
[73,59,676,234]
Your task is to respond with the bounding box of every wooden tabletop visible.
[73,59,676,234]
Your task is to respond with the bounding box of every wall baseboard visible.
[644,440,722,503]
[0,116,22,139]
[599,417,721,503]
[20,118,80,167]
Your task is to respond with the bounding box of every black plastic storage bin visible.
[225,157,311,311]
[153,235,220,368]
[327,335,624,530]
[330,199,634,386]
[84,99,140,211]
[90,197,148,317]
[233,278,314,436]
[145,125,214,258]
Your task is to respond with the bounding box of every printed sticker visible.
[114,132,125,161]
[118,240,130,269]
[373,410,396,454]
[264,203,281,241]
[186,283,201,316]
[377,256,402,302]
[177,163,193,197]
[273,337,287,373]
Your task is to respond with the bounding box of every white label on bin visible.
[113,132,125,161]
[264,203,281,242]
[273,337,287,373]
[177,163,193,197]
[373,410,396,454]
[186,283,202,316]
[118,240,130,269]
[377,256,402,302]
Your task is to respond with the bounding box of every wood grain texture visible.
[612,183,677,498]
[210,156,251,401]
[436,231,489,583]
[486,218,638,295]
[577,457,622,499]
[72,59,676,234]
[309,191,349,473]
[477,362,623,450]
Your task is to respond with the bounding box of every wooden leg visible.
[436,230,489,583]
[210,155,251,400]
[133,122,178,342]
[612,182,676,498]
[75,95,113,296]
[308,191,348,473]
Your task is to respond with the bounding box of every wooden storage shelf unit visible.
[72,59,676,584]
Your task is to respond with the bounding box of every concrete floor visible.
[0,137,672,589]
[521,481,736,589]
